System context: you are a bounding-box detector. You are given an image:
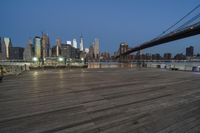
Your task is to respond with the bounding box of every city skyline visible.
[0,0,200,55]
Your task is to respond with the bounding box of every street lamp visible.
[32,57,38,62]
[58,57,64,62]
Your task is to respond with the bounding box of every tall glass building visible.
[41,33,50,58]
[80,35,84,51]
[1,37,12,60]
[34,36,42,59]
[72,39,77,48]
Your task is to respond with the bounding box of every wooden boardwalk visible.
[0,68,200,133]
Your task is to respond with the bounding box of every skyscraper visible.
[56,38,61,57]
[88,38,100,60]
[80,35,84,51]
[186,46,194,57]
[163,53,172,60]
[10,47,24,60]
[72,39,77,48]
[34,36,42,59]
[1,37,12,60]
[23,39,34,61]
[93,38,100,59]
[41,33,50,58]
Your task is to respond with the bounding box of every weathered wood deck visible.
[0,68,200,133]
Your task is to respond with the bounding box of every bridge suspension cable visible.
[116,3,200,58]
[158,3,200,37]
[175,13,200,31]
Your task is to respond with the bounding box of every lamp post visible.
[58,57,64,68]
[32,57,38,67]
[58,57,64,62]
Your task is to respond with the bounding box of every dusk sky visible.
[0,0,200,55]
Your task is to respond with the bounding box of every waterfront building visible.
[72,39,77,48]
[61,44,80,59]
[88,38,100,61]
[128,54,135,61]
[41,33,50,58]
[186,46,194,57]
[174,53,186,60]
[140,54,146,60]
[34,36,42,59]
[61,44,69,58]
[49,48,52,57]
[145,53,152,60]
[101,52,110,61]
[80,35,84,51]
[152,53,161,60]
[1,37,12,60]
[10,47,24,60]
[163,53,172,60]
[88,45,94,60]
[51,45,57,57]
[23,40,34,61]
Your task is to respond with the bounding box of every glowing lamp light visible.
[58,57,64,62]
[81,58,84,61]
[32,57,38,62]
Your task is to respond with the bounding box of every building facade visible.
[1,37,12,60]
[72,39,77,48]
[152,53,161,60]
[56,38,61,57]
[41,33,50,58]
[163,53,172,60]
[174,53,186,60]
[93,38,100,59]
[88,38,100,60]
[61,44,80,59]
[80,35,84,51]
[186,46,194,57]
[34,36,42,59]
[10,47,24,60]
[23,40,34,61]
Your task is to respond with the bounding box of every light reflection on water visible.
[33,71,39,77]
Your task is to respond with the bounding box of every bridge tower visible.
[119,42,128,62]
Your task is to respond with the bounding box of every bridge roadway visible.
[0,68,200,133]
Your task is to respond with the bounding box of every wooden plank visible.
[0,68,200,133]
